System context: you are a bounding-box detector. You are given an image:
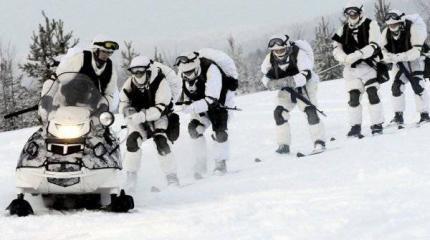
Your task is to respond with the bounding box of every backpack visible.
[291,40,315,69]
[198,48,239,91]
[405,14,429,79]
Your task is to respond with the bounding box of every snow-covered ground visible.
[1,79,430,240]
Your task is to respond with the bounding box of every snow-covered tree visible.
[313,17,342,81]
[0,42,38,131]
[414,0,430,42]
[20,11,78,90]
[374,0,391,29]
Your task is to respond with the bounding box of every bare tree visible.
[374,0,391,29]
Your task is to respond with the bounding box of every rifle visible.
[175,99,242,111]
[3,105,39,119]
[281,87,327,117]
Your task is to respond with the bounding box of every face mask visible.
[132,72,147,85]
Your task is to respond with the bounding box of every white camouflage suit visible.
[381,15,429,115]
[261,41,326,147]
[119,65,177,178]
[332,17,385,127]
[178,57,236,176]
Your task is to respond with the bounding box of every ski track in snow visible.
[1,80,430,240]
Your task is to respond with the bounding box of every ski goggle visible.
[174,52,199,66]
[268,36,289,49]
[93,41,119,51]
[129,66,150,75]
[385,12,405,22]
[344,7,362,17]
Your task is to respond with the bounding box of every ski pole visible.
[3,105,39,119]
[318,64,342,75]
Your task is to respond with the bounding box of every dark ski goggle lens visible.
[174,53,199,66]
[385,12,405,21]
[94,41,119,50]
[129,66,149,75]
[268,38,287,48]
[344,7,361,17]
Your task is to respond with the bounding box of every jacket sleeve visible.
[145,78,172,122]
[403,22,428,61]
[295,48,313,81]
[160,64,183,103]
[190,64,223,114]
[119,77,132,117]
[332,26,348,63]
[260,54,272,76]
[104,67,119,112]
[360,20,381,59]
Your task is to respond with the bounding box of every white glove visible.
[182,104,195,114]
[383,52,396,63]
[173,104,185,113]
[262,76,271,88]
[293,73,307,87]
[183,100,208,114]
[345,50,363,65]
[128,111,146,124]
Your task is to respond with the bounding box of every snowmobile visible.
[7,72,134,216]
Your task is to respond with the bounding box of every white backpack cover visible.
[292,40,315,69]
[198,48,239,79]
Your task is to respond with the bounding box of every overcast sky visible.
[0,0,416,60]
[0,0,350,58]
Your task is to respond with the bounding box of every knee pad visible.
[166,113,180,142]
[391,80,404,97]
[274,106,288,126]
[153,135,171,156]
[410,77,425,95]
[366,87,380,105]
[126,131,142,152]
[212,130,228,143]
[188,119,204,139]
[304,106,320,125]
[348,90,361,107]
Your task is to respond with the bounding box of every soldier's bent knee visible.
[274,106,288,125]
[304,106,320,125]
[213,130,228,143]
[153,135,171,156]
[348,90,361,107]
[188,119,204,139]
[126,131,142,152]
[366,87,380,105]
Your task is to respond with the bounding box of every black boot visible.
[7,194,34,217]
[275,144,290,154]
[418,112,430,124]
[347,124,362,138]
[390,112,404,126]
[314,140,326,152]
[371,123,383,135]
[109,190,134,213]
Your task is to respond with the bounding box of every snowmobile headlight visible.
[55,123,85,139]
[99,112,114,127]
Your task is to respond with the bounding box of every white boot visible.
[125,171,138,194]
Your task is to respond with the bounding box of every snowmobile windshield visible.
[40,72,109,122]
